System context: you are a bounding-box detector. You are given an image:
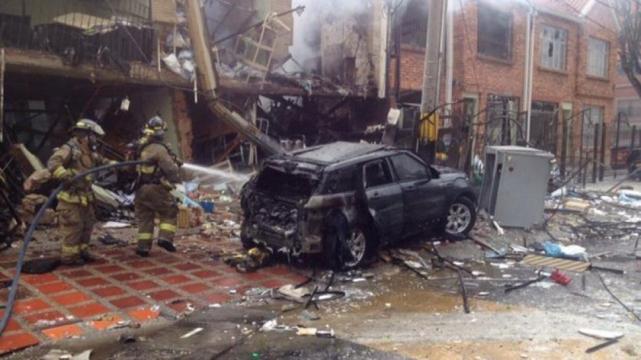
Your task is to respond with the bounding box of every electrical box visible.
[479,146,554,228]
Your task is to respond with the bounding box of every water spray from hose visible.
[182,162,250,183]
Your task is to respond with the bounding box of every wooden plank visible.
[521,254,590,272]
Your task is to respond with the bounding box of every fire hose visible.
[0,160,149,336]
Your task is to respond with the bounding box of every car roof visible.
[289,142,388,165]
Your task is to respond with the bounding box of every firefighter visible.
[134,116,181,257]
[47,119,113,266]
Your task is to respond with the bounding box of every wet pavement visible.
[5,183,641,358]
[0,225,309,355]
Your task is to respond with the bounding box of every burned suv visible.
[241,142,477,269]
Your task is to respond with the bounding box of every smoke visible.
[290,0,374,70]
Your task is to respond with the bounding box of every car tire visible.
[240,220,255,249]
[323,215,373,269]
[442,197,476,238]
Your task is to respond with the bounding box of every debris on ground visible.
[579,328,625,340]
[299,310,321,321]
[98,234,128,246]
[277,284,311,303]
[118,334,137,344]
[180,327,204,339]
[223,247,272,273]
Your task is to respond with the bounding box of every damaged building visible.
[0,0,195,244]
[0,0,620,240]
[0,0,395,243]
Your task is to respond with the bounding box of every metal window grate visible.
[0,0,154,65]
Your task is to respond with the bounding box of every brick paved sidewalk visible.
[0,243,308,355]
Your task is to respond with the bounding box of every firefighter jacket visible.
[136,140,181,186]
[46,137,112,206]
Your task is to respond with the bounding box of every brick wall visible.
[392,0,617,165]
[389,45,425,92]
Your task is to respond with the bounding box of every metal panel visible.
[481,146,553,228]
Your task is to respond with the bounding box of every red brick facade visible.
[392,0,617,165]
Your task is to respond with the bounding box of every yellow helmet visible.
[72,119,105,136]
[143,116,166,139]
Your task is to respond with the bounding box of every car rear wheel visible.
[343,227,368,268]
[444,197,476,237]
[323,216,372,269]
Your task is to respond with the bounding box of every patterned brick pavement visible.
[0,244,308,355]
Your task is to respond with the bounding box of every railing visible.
[0,0,155,66]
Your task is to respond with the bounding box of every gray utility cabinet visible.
[479,146,554,228]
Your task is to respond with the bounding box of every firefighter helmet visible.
[143,116,167,139]
[72,119,105,137]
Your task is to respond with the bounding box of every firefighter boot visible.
[157,238,176,253]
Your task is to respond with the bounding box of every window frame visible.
[477,2,513,61]
[362,159,394,189]
[539,25,568,71]
[587,36,609,78]
[388,153,430,182]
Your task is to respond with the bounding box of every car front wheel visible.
[444,197,476,237]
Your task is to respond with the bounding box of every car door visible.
[361,159,404,242]
[389,153,447,234]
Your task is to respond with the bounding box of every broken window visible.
[389,154,428,181]
[540,25,567,71]
[477,3,512,60]
[323,167,357,194]
[234,14,291,81]
[582,105,604,150]
[255,167,317,198]
[363,160,393,188]
[587,37,609,77]
[399,0,428,47]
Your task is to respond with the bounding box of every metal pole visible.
[445,1,454,114]
[419,0,447,163]
[579,112,584,185]
[592,123,599,183]
[631,126,637,150]
[600,123,606,181]
[614,112,621,179]
[524,6,536,144]
[394,10,401,103]
[561,112,568,178]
